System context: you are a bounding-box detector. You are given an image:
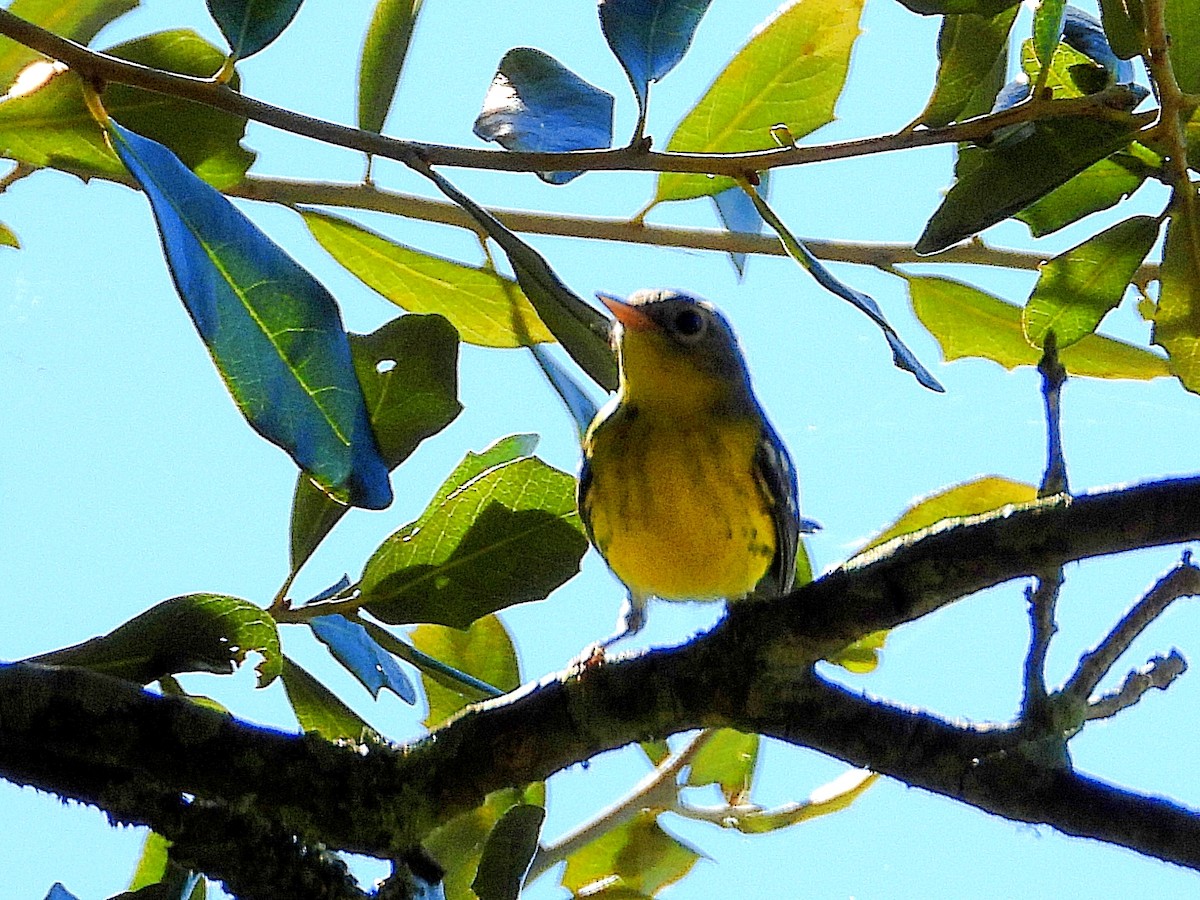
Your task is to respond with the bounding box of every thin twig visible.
[1086,651,1188,720]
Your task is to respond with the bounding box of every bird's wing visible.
[753,420,803,596]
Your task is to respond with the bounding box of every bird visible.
[578,289,816,645]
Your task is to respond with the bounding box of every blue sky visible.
[4,0,1200,897]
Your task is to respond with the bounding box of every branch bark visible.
[4,477,1200,877]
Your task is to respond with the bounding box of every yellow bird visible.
[578,289,816,643]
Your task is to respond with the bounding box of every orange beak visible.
[597,292,655,332]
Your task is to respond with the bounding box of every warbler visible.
[578,289,816,643]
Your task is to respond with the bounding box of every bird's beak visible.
[597,292,654,332]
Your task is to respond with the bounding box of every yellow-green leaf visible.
[825,629,888,674]
[906,274,1169,379]
[412,615,520,729]
[302,210,554,347]
[655,0,864,203]
[561,811,703,897]
[731,769,878,834]
[1152,206,1200,392]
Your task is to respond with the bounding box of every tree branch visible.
[4,477,1200,876]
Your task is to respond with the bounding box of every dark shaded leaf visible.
[1151,208,1200,392]
[472,804,546,900]
[656,0,863,202]
[473,47,613,184]
[530,344,601,437]
[412,614,520,729]
[302,210,553,346]
[561,811,702,897]
[361,454,587,628]
[280,655,379,742]
[906,273,1169,378]
[598,0,712,136]
[358,0,424,133]
[1016,148,1156,236]
[108,122,391,509]
[918,8,1019,128]
[1024,214,1160,348]
[290,312,461,570]
[0,0,137,88]
[207,0,304,58]
[895,0,1018,13]
[1098,0,1144,59]
[686,729,758,805]
[412,165,618,389]
[309,614,416,703]
[30,594,281,686]
[915,112,1151,254]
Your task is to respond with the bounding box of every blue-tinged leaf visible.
[530,344,601,437]
[743,182,944,392]
[207,0,304,58]
[107,122,392,509]
[304,574,352,604]
[44,885,81,900]
[1063,5,1134,82]
[712,173,768,278]
[473,47,614,184]
[598,0,713,139]
[310,613,417,704]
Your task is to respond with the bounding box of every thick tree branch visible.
[4,477,1200,876]
[0,10,1153,178]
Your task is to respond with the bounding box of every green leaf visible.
[915,112,1150,255]
[655,0,864,203]
[0,0,138,89]
[302,210,553,346]
[894,0,1018,13]
[906,274,1170,379]
[1165,0,1200,93]
[824,630,888,674]
[423,782,545,900]
[1019,38,1106,98]
[918,8,1019,128]
[0,222,18,248]
[1015,148,1156,236]
[686,729,759,805]
[280,655,379,743]
[858,476,1038,557]
[290,313,462,571]
[0,31,255,188]
[561,811,702,897]
[1032,0,1067,74]
[728,769,878,834]
[127,831,206,900]
[357,0,424,133]
[472,804,546,900]
[30,594,282,686]
[1024,215,1161,348]
[207,0,304,59]
[1098,0,1145,59]
[361,453,587,628]
[412,614,520,729]
[1152,207,1200,392]
[128,832,172,891]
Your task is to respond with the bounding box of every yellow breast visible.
[581,402,775,602]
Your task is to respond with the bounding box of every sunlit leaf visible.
[915,113,1150,254]
[1152,208,1200,393]
[656,0,864,203]
[30,593,281,687]
[918,8,1018,128]
[358,0,424,133]
[906,274,1170,379]
[310,614,416,703]
[412,614,520,728]
[686,729,758,805]
[1164,0,1200,92]
[410,165,618,390]
[1024,214,1160,348]
[824,630,888,674]
[729,770,878,834]
[302,210,553,346]
[290,313,461,570]
[109,122,391,509]
[0,0,138,89]
[207,0,304,58]
[1032,0,1066,73]
[280,655,379,743]
[1016,148,1156,236]
[472,804,545,900]
[0,222,18,248]
[598,0,713,135]
[127,831,205,899]
[473,47,614,184]
[361,453,587,628]
[860,476,1039,554]
[561,811,702,897]
[1098,0,1145,59]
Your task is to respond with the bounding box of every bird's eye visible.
[672,308,707,340]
